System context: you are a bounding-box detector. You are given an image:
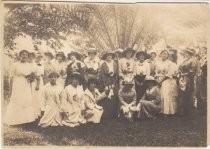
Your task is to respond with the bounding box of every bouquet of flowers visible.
[26,72,36,83]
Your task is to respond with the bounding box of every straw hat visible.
[122,80,134,86]
[122,47,136,57]
[144,76,158,84]
[67,51,82,60]
[87,48,98,55]
[101,51,116,60]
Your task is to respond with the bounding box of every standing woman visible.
[178,48,197,116]
[84,48,101,83]
[65,51,85,86]
[98,51,119,118]
[134,51,150,100]
[43,52,54,85]
[147,51,157,77]
[155,50,177,117]
[5,50,37,125]
[32,53,45,118]
[119,48,136,85]
[52,52,66,88]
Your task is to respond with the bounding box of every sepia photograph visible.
[1,1,209,147]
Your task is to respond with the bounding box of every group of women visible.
[5,46,207,127]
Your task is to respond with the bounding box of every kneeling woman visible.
[136,76,161,119]
[60,72,86,127]
[119,81,137,122]
[82,78,109,123]
[39,72,63,127]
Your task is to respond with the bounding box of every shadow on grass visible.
[3,113,207,146]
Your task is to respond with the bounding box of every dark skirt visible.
[135,75,146,101]
[98,95,118,119]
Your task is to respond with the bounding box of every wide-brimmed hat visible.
[122,80,134,86]
[101,51,116,60]
[48,71,59,78]
[68,51,82,60]
[114,48,124,53]
[135,51,150,59]
[19,50,30,56]
[56,52,66,60]
[122,47,136,57]
[44,52,54,59]
[87,48,98,55]
[184,48,195,56]
[160,50,169,55]
[144,76,158,84]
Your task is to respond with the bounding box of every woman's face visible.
[151,53,156,60]
[49,76,57,85]
[70,55,76,61]
[125,51,132,58]
[138,54,145,62]
[106,54,113,61]
[71,78,79,87]
[88,52,96,59]
[56,56,63,63]
[20,52,29,62]
[161,51,169,61]
[89,83,96,92]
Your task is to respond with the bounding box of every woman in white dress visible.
[39,72,63,127]
[5,50,37,125]
[155,50,178,116]
[32,53,45,118]
[82,78,109,123]
[60,72,86,127]
[52,52,67,88]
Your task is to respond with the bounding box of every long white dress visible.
[5,62,37,125]
[156,60,178,115]
[82,89,105,123]
[60,85,85,127]
[38,83,63,127]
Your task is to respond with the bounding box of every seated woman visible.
[82,78,109,123]
[136,76,161,120]
[39,72,63,127]
[118,81,137,122]
[60,72,86,127]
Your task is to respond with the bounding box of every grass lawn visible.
[3,113,207,147]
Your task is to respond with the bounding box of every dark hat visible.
[56,52,66,60]
[44,52,54,59]
[122,47,136,57]
[135,51,149,59]
[68,51,82,60]
[184,48,195,56]
[48,71,59,78]
[101,51,116,60]
[19,50,30,56]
